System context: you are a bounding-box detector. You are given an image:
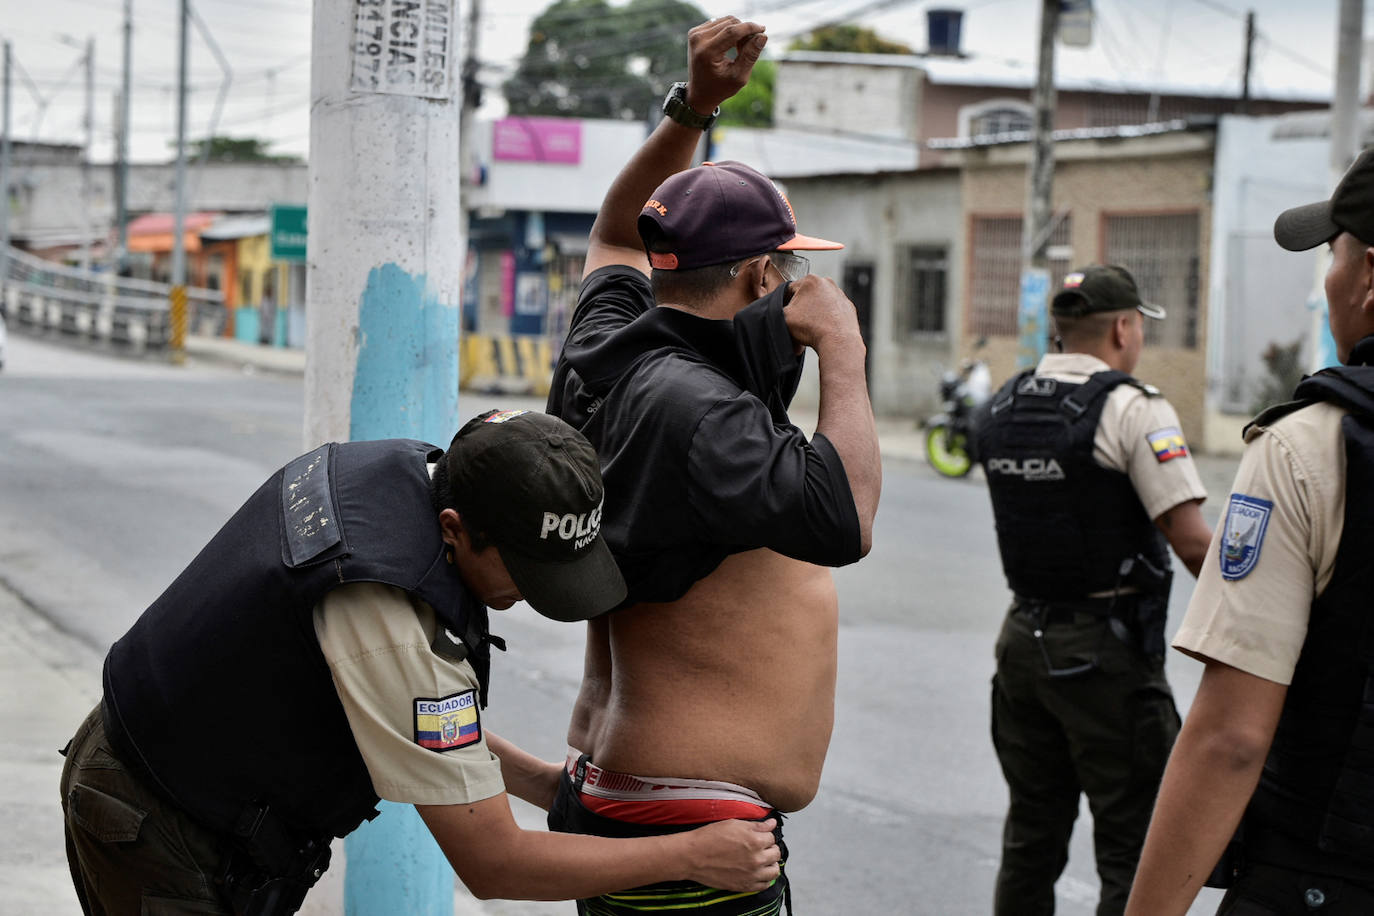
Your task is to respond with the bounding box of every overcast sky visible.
[0,0,1363,163]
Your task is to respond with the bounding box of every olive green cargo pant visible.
[60,704,233,915]
[991,603,1180,916]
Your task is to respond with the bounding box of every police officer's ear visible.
[1362,244,1374,314]
[438,508,466,555]
[1109,313,1129,350]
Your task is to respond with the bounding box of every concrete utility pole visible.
[169,0,190,363]
[1,41,11,288]
[1312,0,1365,370]
[1016,0,1060,369]
[1239,10,1255,114]
[115,0,133,272]
[81,36,93,274]
[459,0,481,190]
[309,1,463,910]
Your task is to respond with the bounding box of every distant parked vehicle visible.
[921,356,991,478]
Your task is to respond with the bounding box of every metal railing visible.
[0,246,224,352]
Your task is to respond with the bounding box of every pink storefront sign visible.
[492,117,582,164]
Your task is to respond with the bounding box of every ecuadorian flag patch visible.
[414,690,481,752]
[1147,426,1189,463]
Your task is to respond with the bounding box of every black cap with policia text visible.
[446,409,626,622]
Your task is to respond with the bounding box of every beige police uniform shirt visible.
[313,581,506,805]
[1035,353,1208,519]
[1172,401,1347,685]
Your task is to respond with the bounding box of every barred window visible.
[1102,212,1201,349]
[967,215,1071,338]
[896,245,947,336]
[969,107,1033,136]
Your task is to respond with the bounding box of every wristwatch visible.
[662,82,719,131]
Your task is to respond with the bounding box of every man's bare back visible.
[568,549,838,812]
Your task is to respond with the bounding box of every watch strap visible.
[662,82,718,131]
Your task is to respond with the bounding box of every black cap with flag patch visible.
[1052,264,1166,320]
[447,409,625,622]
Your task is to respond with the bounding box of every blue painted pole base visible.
[344,801,453,915]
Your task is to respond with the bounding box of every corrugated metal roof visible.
[778,50,1327,103]
[710,126,919,178]
[927,118,1195,150]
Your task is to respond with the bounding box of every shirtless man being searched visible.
[496,16,881,916]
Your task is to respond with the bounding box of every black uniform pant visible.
[990,602,1180,916]
[60,703,234,915]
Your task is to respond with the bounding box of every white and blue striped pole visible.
[307,1,463,913]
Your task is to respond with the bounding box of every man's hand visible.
[781,275,864,356]
[685,17,767,115]
[681,818,781,892]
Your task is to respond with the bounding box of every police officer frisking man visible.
[59,409,780,915]
[975,265,1214,916]
[1127,148,1374,916]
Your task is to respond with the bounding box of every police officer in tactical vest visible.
[59,409,780,915]
[976,265,1214,916]
[1127,148,1374,916]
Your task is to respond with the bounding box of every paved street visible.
[0,332,1235,914]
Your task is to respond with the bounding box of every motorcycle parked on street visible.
[922,356,991,478]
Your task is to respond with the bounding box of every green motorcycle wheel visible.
[925,424,973,478]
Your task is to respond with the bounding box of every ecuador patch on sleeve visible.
[1146,426,1190,463]
[1220,494,1273,580]
[413,690,481,752]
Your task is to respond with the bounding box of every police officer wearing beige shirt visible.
[59,409,779,915]
[1127,149,1374,916]
[976,265,1213,916]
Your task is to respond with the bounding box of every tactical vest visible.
[1242,345,1374,880]
[976,369,1172,604]
[103,439,494,852]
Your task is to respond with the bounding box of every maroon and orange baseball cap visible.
[637,161,843,270]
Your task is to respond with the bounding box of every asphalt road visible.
[0,333,1228,914]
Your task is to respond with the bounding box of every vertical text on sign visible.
[351,0,455,99]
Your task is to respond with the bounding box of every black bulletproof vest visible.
[975,368,1171,601]
[1243,347,1374,879]
[103,439,493,845]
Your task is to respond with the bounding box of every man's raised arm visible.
[583,16,767,278]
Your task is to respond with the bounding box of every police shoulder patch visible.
[413,690,481,752]
[1146,426,1190,463]
[1220,494,1274,580]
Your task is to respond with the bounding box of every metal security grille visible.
[1103,212,1201,349]
[967,216,1071,338]
[896,245,948,336]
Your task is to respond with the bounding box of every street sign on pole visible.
[270,204,308,262]
[1017,267,1051,369]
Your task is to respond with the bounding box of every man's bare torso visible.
[566,548,838,813]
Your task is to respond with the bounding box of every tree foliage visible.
[504,0,708,120]
[177,136,300,163]
[787,24,913,55]
[718,59,774,128]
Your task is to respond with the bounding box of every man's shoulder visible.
[580,264,653,300]
[1246,399,1346,453]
